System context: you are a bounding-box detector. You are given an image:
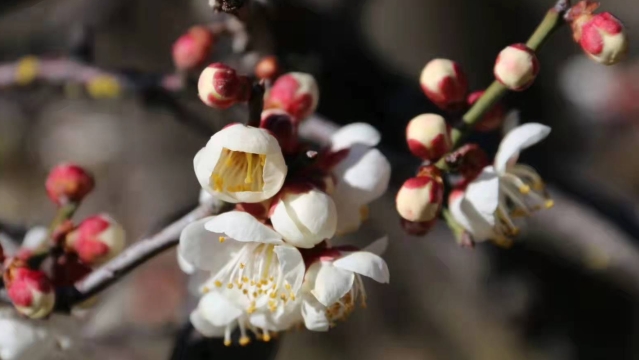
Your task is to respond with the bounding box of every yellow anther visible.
[284,284,291,290]
[253,291,258,297]
[280,294,288,301]
[243,289,248,295]
[202,287,210,293]
[258,289,264,295]
[261,279,268,285]
[240,263,245,269]
[269,292,277,299]
[545,200,554,209]
[86,75,121,99]
[247,306,256,314]
[16,56,39,86]
[242,276,249,283]
[359,205,370,221]
[262,333,271,342]
[290,293,296,301]
[219,236,226,243]
[227,283,234,289]
[519,185,531,194]
[224,340,232,347]
[214,281,222,288]
[239,337,251,346]
[269,276,274,282]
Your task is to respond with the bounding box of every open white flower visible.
[299,237,390,331]
[328,123,391,234]
[178,211,305,345]
[450,123,553,244]
[194,124,287,203]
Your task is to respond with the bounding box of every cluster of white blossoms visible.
[181,71,391,345]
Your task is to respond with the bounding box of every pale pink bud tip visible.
[264,72,319,121]
[172,26,214,71]
[396,175,444,223]
[578,12,627,65]
[45,163,95,206]
[406,114,452,161]
[198,63,250,109]
[67,214,126,265]
[7,268,55,319]
[420,59,468,111]
[494,44,539,91]
[467,91,505,132]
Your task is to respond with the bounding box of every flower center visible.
[325,274,367,325]
[211,148,266,193]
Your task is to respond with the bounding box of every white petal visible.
[330,122,381,151]
[301,297,329,331]
[198,292,243,327]
[464,166,500,225]
[177,252,196,274]
[334,148,391,206]
[204,211,283,244]
[449,195,495,242]
[333,251,389,283]
[494,123,550,173]
[363,236,389,256]
[190,308,228,337]
[21,227,48,250]
[501,110,520,136]
[311,263,354,307]
[178,217,243,272]
[274,245,305,293]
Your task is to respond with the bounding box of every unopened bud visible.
[396,175,444,223]
[45,163,94,206]
[255,56,280,81]
[467,91,505,132]
[66,214,126,265]
[198,63,250,109]
[494,44,539,91]
[172,26,214,71]
[568,2,628,66]
[6,267,55,319]
[264,72,319,121]
[420,59,468,111]
[260,109,298,154]
[406,114,452,161]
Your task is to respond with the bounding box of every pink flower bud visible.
[172,26,214,71]
[198,63,251,109]
[572,10,628,65]
[264,72,319,121]
[255,56,280,81]
[420,59,468,111]
[6,268,55,319]
[494,44,540,91]
[260,109,298,154]
[406,114,452,161]
[396,175,444,223]
[45,163,95,206]
[66,214,126,265]
[467,91,506,132]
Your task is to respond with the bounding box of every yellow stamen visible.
[219,236,226,243]
[262,333,271,342]
[202,287,210,293]
[16,56,39,86]
[214,281,222,288]
[227,283,234,289]
[224,340,232,347]
[239,337,251,346]
[240,263,245,269]
[245,152,253,184]
[545,200,554,209]
[519,185,531,194]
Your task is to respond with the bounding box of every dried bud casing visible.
[446,143,489,180]
[45,163,94,206]
[260,109,298,154]
[420,59,468,111]
[172,26,214,71]
[66,214,126,265]
[198,63,250,109]
[264,72,319,121]
[406,114,452,161]
[467,91,505,132]
[573,11,628,65]
[5,267,55,319]
[396,175,444,223]
[494,44,540,91]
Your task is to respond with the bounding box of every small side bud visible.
[198,63,250,109]
[172,26,214,71]
[264,72,319,122]
[5,267,55,319]
[420,59,468,111]
[494,44,540,91]
[568,3,628,66]
[66,214,126,265]
[396,175,444,223]
[467,91,506,132]
[255,56,280,81]
[406,114,452,161]
[260,109,298,154]
[45,163,95,206]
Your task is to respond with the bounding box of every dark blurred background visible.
[1,0,639,359]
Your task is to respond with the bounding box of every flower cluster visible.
[179,63,391,345]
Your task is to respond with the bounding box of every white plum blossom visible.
[328,123,391,234]
[450,123,553,244]
[194,124,287,203]
[178,211,305,345]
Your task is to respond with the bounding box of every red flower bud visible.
[66,214,126,265]
[172,26,214,71]
[255,56,280,81]
[260,109,298,154]
[5,267,55,319]
[264,72,319,122]
[198,63,251,109]
[467,91,506,132]
[406,114,452,161]
[396,175,444,223]
[45,163,94,206]
[494,44,540,91]
[420,59,468,111]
